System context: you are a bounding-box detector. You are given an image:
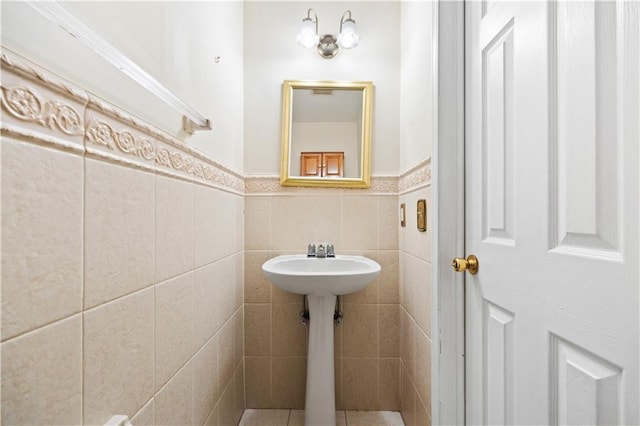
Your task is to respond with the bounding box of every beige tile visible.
[399,254,406,308]
[415,394,431,426]
[245,196,271,250]
[205,402,220,426]
[218,319,235,391]
[343,276,377,304]
[343,358,378,410]
[288,410,304,426]
[346,410,405,426]
[245,251,272,303]
[379,196,400,250]
[234,306,244,367]
[343,304,378,357]
[218,379,236,426]
[400,253,416,319]
[288,410,346,426]
[1,315,82,425]
[226,192,245,257]
[337,410,347,426]
[378,251,400,304]
[245,357,271,408]
[401,365,416,426]
[84,159,155,309]
[335,356,343,409]
[234,364,246,424]
[194,336,219,425]
[268,196,306,250]
[194,263,220,348]
[272,357,306,408]
[84,289,154,424]
[234,252,245,310]
[217,256,237,327]
[414,330,431,412]
[379,359,401,411]
[379,305,400,357]
[245,304,271,356]
[413,260,432,336]
[1,141,83,340]
[334,320,343,358]
[272,303,307,357]
[155,273,195,389]
[131,399,154,426]
[272,282,301,304]
[270,196,343,251]
[195,184,224,267]
[239,409,289,426]
[400,308,415,378]
[155,174,195,282]
[342,197,378,250]
[154,363,194,426]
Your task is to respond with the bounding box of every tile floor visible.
[238,409,405,426]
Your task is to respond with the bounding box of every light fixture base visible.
[316,34,339,59]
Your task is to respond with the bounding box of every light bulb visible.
[338,19,359,49]
[297,18,318,49]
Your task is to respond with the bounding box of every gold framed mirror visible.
[280,80,374,188]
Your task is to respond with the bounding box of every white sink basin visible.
[262,254,381,296]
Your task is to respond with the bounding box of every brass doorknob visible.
[452,254,479,275]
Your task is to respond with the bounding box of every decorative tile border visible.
[398,157,432,194]
[1,48,431,197]
[0,49,244,195]
[1,85,83,136]
[244,175,399,195]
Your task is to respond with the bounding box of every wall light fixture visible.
[297,9,360,59]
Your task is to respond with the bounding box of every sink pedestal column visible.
[304,294,337,426]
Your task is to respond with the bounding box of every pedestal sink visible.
[262,255,381,426]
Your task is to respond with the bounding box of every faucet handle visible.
[307,244,316,257]
[326,244,335,257]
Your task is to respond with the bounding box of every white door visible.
[464,1,639,424]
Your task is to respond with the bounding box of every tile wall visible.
[398,162,433,426]
[1,51,245,425]
[243,177,402,411]
[1,50,434,426]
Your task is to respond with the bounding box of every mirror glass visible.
[280,80,374,188]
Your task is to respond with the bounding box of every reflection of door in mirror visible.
[300,152,344,177]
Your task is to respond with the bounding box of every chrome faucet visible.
[307,244,316,257]
[308,243,334,258]
[326,244,335,257]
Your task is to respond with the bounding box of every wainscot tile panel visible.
[244,176,409,412]
[398,162,432,425]
[1,49,245,425]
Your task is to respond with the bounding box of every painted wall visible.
[400,1,434,172]
[0,1,244,172]
[291,122,359,177]
[243,1,400,176]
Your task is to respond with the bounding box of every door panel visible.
[550,335,623,425]
[465,1,639,424]
[482,20,515,244]
[483,302,515,425]
[551,1,621,257]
